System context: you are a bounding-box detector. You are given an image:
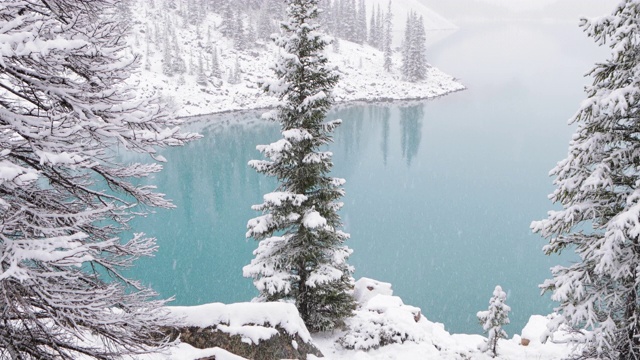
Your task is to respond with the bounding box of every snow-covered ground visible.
[128,1,465,118]
[140,278,574,360]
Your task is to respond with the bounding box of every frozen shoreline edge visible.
[178,83,467,121]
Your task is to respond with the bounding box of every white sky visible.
[418,0,619,21]
[472,0,570,12]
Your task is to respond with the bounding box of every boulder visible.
[165,302,323,360]
[165,325,322,360]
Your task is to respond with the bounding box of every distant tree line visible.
[142,0,428,84]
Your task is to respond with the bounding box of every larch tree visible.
[477,285,511,358]
[0,0,197,359]
[532,1,640,358]
[243,0,356,332]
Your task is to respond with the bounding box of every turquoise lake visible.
[126,22,610,334]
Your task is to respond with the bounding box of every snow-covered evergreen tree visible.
[355,0,367,44]
[383,0,393,72]
[196,53,208,86]
[244,0,356,332]
[318,0,333,34]
[229,56,242,84]
[343,0,357,42]
[162,28,173,76]
[401,11,427,82]
[220,2,235,38]
[369,6,379,48]
[477,286,511,358]
[376,4,384,47]
[0,0,198,358]
[532,1,640,358]
[256,4,275,42]
[211,47,222,78]
[233,13,247,50]
[333,36,341,53]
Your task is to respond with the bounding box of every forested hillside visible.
[127,0,463,117]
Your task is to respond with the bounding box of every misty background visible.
[420,0,618,23]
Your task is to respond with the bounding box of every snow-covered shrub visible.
[338,293,425,350]
[477,285,511,357]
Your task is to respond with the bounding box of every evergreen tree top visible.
[264,0,338,122]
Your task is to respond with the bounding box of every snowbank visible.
[314,278,574,360]
[137,279,575,359]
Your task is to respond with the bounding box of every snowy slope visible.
[127,1,463,118]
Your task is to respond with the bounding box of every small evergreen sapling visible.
[477,285,511,357]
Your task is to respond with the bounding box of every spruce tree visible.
[228,57,242,85]
[211,47,222,78]
[532,1,640,358]
[369,8,379,48]
[162,30,173,76]
[383,0,393,72]
[401,11,414,79]
[220,3,235,38]
[344,0,357,42]
[401,11,427,82]
[355,0,367,44]
[414,15,428,79]
[244,0,356,332]
[234,13,246,50]
[257,5,274,41]
[477,286,511,358]
[376,4,384,47]
[196,53,208,86]
[317,0,332,33]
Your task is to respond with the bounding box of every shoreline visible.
[178,82,467,122]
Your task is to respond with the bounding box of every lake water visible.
[126,22,609,335]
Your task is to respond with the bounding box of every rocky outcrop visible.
[165,325,322,360]
[165,302,323,360]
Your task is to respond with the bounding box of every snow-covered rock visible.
[353,277,394,304]
[168,302,311,342]
[164,302,322,360]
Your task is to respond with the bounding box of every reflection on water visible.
[400,105,424,166]
[125,22,612,335]
[380,107,390,165]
